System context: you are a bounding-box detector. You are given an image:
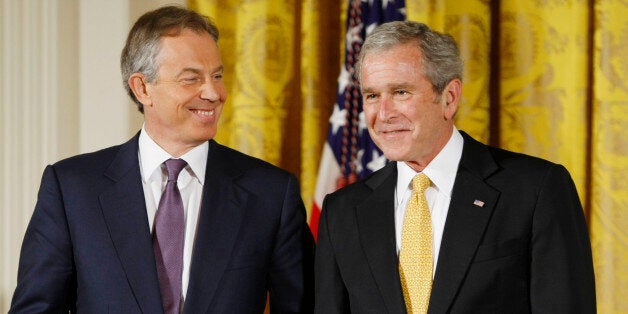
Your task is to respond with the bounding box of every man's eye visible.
[394,90,412,99]
[180,77,201,85]
[364,94,378,100]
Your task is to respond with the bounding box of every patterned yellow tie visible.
[399,173,433,313]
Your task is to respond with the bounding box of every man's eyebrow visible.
[361,83,413,93]
[212,65,224,73]
[175,65,224,78]
[175,68,202,77]
[388,83,413,90]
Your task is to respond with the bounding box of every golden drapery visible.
[189,0,626,311]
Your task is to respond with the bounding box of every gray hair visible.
[120,5,219,113]
[356,21,463,96]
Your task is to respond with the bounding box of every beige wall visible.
[0,0,183,311]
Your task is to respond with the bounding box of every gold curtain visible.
[188,0,626,311]
[591,1,628,312]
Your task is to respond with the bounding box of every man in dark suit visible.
[10,6,314,313]
[314,21,595,313]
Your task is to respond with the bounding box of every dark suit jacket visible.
[10,134,315,313]
[314,131,595,313]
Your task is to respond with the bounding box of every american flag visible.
[310,0,406,239]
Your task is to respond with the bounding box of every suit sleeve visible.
[9,165,76,313]
[530,164,596,313]
[314,196,350,314]
[267,174,315,313]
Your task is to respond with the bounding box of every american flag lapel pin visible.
[473,199,485,207]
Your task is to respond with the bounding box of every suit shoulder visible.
[211,141,293,178]
[324,163,394,209]
[327,179,371,198]
[487,145,559,172]
[480,144,575,191]
[459,131,573,187]
[462,131,557,171]
[52,143,125,173]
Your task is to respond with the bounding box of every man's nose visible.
[200,80,222,102]
[378,96,395,122]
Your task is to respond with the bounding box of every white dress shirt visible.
[138,126,207,300]
[394,127,464,276]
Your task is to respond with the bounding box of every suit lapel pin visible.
[473,199,485,207]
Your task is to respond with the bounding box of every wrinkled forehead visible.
[358,42,424,80]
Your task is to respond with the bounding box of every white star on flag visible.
[367,150,387,172]
[329,105,347,135]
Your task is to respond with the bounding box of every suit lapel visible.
[428,132,500,313]
[184,141,247,313]
[99,134,164,314]
[356,163,407,313]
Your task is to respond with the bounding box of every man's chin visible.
[378,145,411,160]
[380,152,406,162]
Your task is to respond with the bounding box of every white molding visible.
[0,0,65,309]
[78,0,133,153]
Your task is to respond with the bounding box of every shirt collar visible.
[396,126,464,197]
[138,124,208,185]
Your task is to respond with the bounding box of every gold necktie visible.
[399,173,433,313]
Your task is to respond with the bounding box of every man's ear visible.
[443,78,461,120]
[128,73,152,107]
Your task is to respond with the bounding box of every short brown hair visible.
[357,21,463,96]
[120,5,219,113]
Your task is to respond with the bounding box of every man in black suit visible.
[10,6,314,313]
[314,21,595,313]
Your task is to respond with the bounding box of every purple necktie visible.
[153,158,187,314]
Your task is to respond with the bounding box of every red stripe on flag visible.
[310,202,322,241]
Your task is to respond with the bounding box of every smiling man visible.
[314,21,595,313]
[10,6,314,314]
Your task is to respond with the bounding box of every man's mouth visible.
[191,109,214,116]
[378,129,408,134]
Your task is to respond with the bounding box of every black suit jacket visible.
[10,133,315,313]
[314,131,595,313]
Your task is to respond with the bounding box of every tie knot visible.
[412,173,431,193]
[164,159,187,182]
